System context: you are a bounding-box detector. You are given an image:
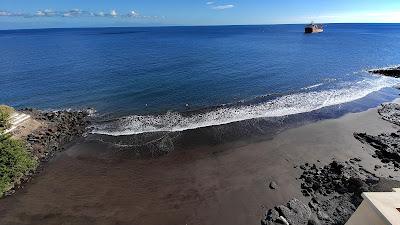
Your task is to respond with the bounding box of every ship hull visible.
[305,27,323,33]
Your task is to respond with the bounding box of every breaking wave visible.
[91,76,400,136]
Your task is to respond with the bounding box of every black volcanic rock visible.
[262,198,314,225]
[277,198,312,225]
[262,159,390,225]
[369,66,400,78]
[262,103,400,225]
[23,109,91,161]
[353,103,400,168]
[378,103,400,126]
[269,181,278,190]
[354,132,400,168]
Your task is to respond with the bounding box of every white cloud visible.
[128,10,140,17]
[0,11,12,16]
[110,9,117,17]
[62,9,85,17]
[206,2,215,5]
[94,11,105,17]
[36,9,56,17]
[0,8,162,20]
[212,4,235,10]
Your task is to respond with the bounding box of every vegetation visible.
[0,105,37,197]
[0,105,14,131]
[0,133,37,197]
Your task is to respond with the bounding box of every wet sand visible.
[1,104,399,225]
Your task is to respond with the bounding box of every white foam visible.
[301,83,324,90]
[91,76,400,136]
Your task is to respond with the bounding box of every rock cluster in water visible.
[369,66,400,78]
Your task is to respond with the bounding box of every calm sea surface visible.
[1,24,400,134]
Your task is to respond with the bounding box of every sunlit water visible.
[1,24,400,135]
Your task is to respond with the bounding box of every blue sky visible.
[1,0,400,29]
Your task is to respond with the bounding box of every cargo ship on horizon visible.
[305,22,324,33]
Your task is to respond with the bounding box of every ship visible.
[304,22,323,33]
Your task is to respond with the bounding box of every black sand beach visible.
[1,98,400,225]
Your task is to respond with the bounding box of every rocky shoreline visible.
[369,66,400,78]
[23,109,91,161]
[3,109,90,197]
[262,102,400,225]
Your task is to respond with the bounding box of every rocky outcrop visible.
[23,109,91,161]
[369,66,400,78]
[297,161,378,225]
[262,160,400,225]
[377,103,400,126]
[354,103,400,169]
[354,132,400,169]
[262,198,314,225]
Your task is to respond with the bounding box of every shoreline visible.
[2,87,397,198]
[86,87,400,158]
[1,98,400,225]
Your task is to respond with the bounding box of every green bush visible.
[0,105,14,131]
[0,133,37,197]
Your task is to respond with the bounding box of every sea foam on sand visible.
[91,76,400,136]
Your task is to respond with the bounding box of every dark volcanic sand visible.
[1,103,400,225]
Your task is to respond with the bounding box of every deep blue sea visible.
[1,24,400,135]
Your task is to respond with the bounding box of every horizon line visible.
[1,22,400,31]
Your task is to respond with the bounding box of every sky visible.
[1,0,400,29]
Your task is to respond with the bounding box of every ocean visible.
[1,23,400,135]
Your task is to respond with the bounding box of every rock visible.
[317,210,330,221]
[276,216,289,225]
[307,219,320,225]
[24,109,90,162]
[369,67,400,78]
[296,159,387,224]
[377,103,400,126]
[263,199,313,225]
[269,181,278,190]
[347,177,369,194]
[261,209,281,225]
[354,131,400,167]
[308,201,318,210]
[277,198,312,225]
[266,209,280,221]
[330,161,344,174]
